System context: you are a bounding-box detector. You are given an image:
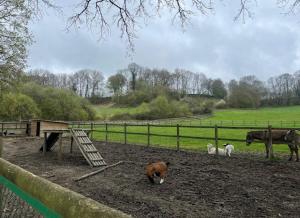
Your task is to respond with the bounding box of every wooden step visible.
[85,150,99,153]
[71,128,106,167]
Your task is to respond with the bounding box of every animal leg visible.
[265,144,269,159]
[288,144,293,161]
[159,171,167,184]
[295,146,299,162]
[226,150,231,157]
[147,175,155,183]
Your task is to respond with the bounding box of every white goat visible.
[207,143,234,157]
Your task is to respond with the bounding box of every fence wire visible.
[0,183,43,218]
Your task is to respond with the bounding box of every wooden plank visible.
[71,130,93,167]
[43,132,47,156]
[74,161,124,181]
[176,124,180,151]
[58,133,63,161]
[70,128,106,167]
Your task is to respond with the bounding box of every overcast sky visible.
[27,0,300,81]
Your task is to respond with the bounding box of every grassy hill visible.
[93,104,141,120]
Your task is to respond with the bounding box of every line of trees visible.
[26,69,105,98]
[25,63,300,109]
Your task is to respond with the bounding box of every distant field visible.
[91,105,300,155]
[93,104,140,120]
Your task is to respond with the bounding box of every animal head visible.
[284,130,296,141]
[223,143,229,147]
[246,132,254,146]
[207,143,214,149]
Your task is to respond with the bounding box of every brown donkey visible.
[246,130,295,160]
[284,130,299,162]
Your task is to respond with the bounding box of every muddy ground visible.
[2,137,300,218]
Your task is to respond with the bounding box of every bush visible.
[135,95,191,120]
[201,101,214,114]
[0,93,40,121]
[215,99,227,109]
[21,83,96,121]
[182,97,214,115]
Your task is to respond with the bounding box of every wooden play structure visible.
[28,120,106,167]
[29,120,69,137]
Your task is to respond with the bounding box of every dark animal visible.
[284,130,299,162]
[246,130,294,160]
[146,161,170,184]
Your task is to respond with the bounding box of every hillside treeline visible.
[26,64,300,109]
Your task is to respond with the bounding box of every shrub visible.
[215,99,227,109]
[0,93,40,121]
[116,90,153,106]
[135,95,191,120]
[182,97,214,115]
[201,101,214,114]
[21,83,96,121]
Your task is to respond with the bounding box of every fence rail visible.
[0,121,28,136]
[69,121,300,155]
[68,119,300,127]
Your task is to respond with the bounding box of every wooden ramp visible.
[71,129,106,167]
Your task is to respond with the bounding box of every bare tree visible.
[128,63,143,91]
[67,0,300,50]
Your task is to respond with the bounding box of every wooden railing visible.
[69,121,300,157]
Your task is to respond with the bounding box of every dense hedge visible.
[0,83,96,121]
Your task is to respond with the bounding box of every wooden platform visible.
[71,129,106,167]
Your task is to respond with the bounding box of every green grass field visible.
[90,105,300,154]
[93,104,141,120]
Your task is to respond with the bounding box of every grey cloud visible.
[27,0,300,81]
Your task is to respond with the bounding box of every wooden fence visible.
[0,121,29,136]
[69,119,300,127]
[69,121,300,158]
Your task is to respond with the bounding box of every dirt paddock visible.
[2,137,300,217]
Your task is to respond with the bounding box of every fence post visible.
[1,123,3,136]
[268,125,274,160]
[90,122,94,140]
[0,137,2,157]
[215,125,219,156]
[124,123,127,145]
[176,124,180,151]
[58,133,63,161]
[105,123,108,145]
[43,132,47,156]
[147,123,150,147]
